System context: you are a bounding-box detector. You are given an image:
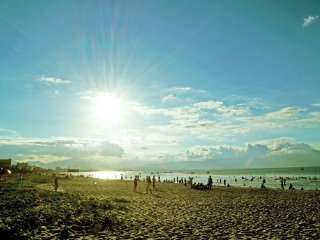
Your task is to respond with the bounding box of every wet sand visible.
[1,174,319,239]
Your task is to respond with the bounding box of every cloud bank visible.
[0,138,124,169]
[0,136,319,170]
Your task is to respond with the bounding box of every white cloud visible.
[302,15,319,27]
[38,76,71,85]
[168,86,193,93]
[161,94,177,103]
[0,129,21,139]
[265,107,306,120]
[130,98,320,147]
[272,143,314,155]
[312,103,320,107]
[310,112,320,117]
[242,107,305,123]
[193,100,250,117]
[133,99,249,123]
[130,100,263,142]
[249,137,295,150]
[167,86,207,95]
[193,100,224,109]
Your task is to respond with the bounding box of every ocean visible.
[64,166,320,190]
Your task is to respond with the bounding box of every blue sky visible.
[0,0,319,169]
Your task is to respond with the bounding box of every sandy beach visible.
[1,174,319,239]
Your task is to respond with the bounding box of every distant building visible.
[0,159,12,168]
[16,162,30,170]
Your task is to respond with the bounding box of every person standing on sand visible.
[134,176,138,192]
[280,178,284,189]
[207,176,213,189]
[54,177,59,191]
[152,175,156,189]
[146,176,152,194]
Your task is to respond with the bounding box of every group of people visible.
[134,175,157,193]
[52,173,314,193]
[280,177,287,189]
[191,176,213,190]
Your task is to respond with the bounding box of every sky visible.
[0,0,320,169]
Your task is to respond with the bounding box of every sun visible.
[91,92,123,124]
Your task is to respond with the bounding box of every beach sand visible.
[1,174,319,239]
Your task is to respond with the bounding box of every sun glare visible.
[92,93,123,124]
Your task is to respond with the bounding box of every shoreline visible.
[1,174,320,239]
[58,168,320,191]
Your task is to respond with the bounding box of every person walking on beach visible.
[207,176,213,189]
[134,176,138,192]
[146,176,152,194]
[152,175,156,190]
[53,177,59,191]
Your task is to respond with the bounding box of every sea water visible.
[65,167,320,190]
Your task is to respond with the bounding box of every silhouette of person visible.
[54,177,59,191]
[146,176,152,194]
[134,176,138,192]
[152,175,156,189]
[207,176,213,189]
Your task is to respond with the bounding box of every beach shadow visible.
[144,192,161,198]
[151,194,161,198]
[154,188,164,192]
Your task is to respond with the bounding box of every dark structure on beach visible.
[68,168,79,172]
[0,158,11,168]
